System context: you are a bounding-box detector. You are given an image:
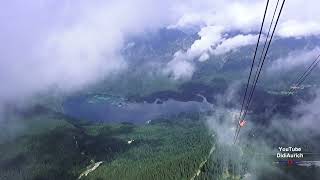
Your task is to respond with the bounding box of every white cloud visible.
[267,47,320,73]
[163,25,225,79]
[164,29,258,79]
[163,50,195,80]
[171,0,320,37]
[165,0,320,80]
[170,0,265,32]
[165,0,269,79]
[277,20,320,38]
[199,52,210,62]
[213,34,258,55]
[191,26,225,55]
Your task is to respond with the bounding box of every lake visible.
[63,94,212,124]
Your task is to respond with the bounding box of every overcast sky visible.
[1,0,320,103]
